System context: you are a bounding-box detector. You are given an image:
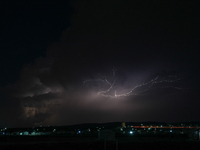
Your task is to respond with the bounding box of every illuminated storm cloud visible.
[84,68,185,99]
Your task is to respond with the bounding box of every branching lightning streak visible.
[84,70,183,98]
[114,77,158,97]
[98,77,118,97]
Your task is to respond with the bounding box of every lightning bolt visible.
[83,69,184,98]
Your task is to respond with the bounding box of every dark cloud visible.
[0,0,199,127]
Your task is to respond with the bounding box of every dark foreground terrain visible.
[1,135,200,150]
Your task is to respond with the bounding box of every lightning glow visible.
[83,69,184,98]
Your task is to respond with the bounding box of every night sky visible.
[0,0,199,128]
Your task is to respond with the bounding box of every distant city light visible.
[129,131,133,134]
[77,130,81,134]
